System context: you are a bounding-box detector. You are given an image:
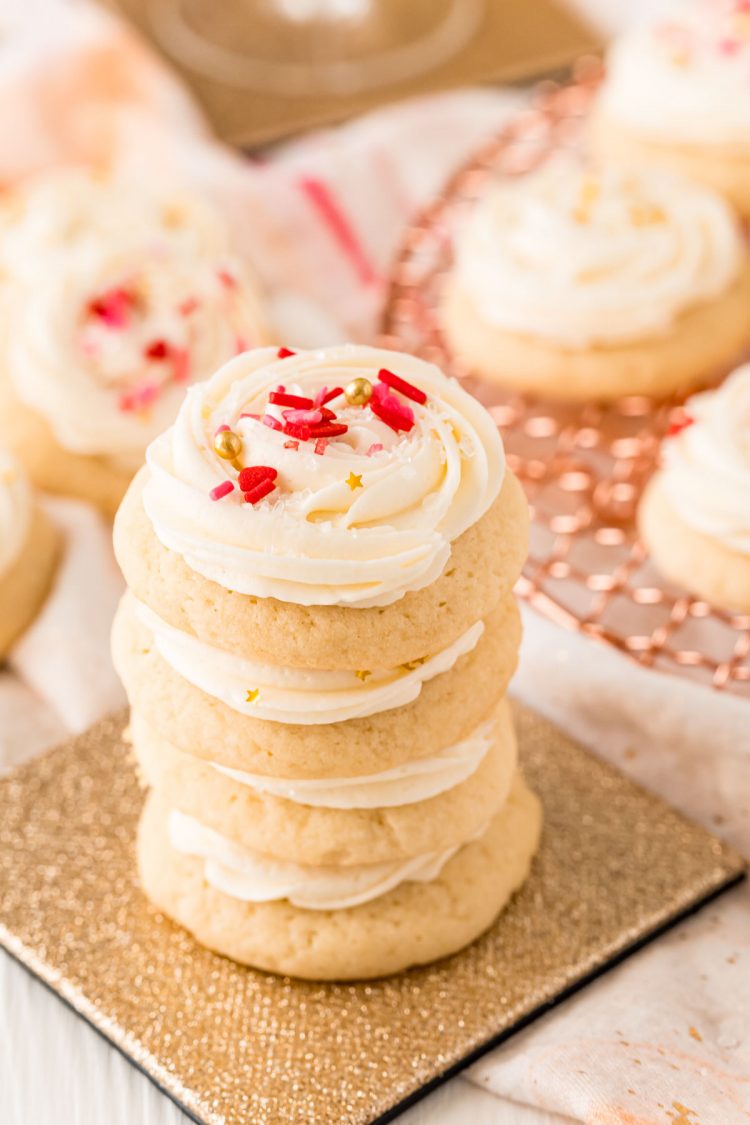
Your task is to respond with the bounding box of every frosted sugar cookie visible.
[112,592,521,778]
[0,449,59,657]
[593,1,750,218]
[137,773,542,980]
[0,168,271,515]
[639,365,750,612]
[114,344,528,668]
[129,698,518,867]
[441,161,750,401]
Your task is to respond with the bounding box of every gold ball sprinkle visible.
[214,430,243,461]
[344,377,372,406]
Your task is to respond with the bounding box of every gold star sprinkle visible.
[245,689,259,703]
[346,472,363,491]
[400,657,427,673]
[354,670,371,682]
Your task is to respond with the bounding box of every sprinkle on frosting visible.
[142,347,503,609]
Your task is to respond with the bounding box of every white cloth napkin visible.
[0,2,748,1123]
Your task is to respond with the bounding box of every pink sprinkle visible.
[210,480,234,501]
[215,424,231,435]
[284,440,300,450]
[172,347,190,383]
[263,414,283,431]
[282,407,323,426]
[119,381,159,413]
[240,412,261,421]
[719,37,741,55]
[235,336,248,354]
[314,438,328,455]
[366,443,383,456]
[217,269,237,289]
[179,296,200,316]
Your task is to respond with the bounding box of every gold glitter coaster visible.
[0,706,743,1125]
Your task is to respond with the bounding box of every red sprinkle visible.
[269,390,314,409]
[244,478,276,505]
[284,440,300,450]
[314,438,328,455]
[235,336,248,354]
[366,443,383,456]
[309,422,348,438]
[88,286,135,329]
[282,407,323,426]
[215,424,231,434]
[283,421,311,441]
[263,414,283,431]
[277,347,296,358]
[318,386,344,406]
[210,480,234,502]
[238,466,277,491]
[217,269,237,289]
[320,406,337,421]
[666,415,695,438]
[145,339,170,360]
[378,368,427,404]
[240,412,261,421]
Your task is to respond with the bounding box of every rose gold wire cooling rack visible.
[381,63,750,698]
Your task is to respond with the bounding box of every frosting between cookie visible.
[134,595,485,724]
[2,169,265,468]
[0,448,31,579]
[213,719,498,808]
[661,365,750,555]
[143,344,504,607]
[453,161,742,347]
[599,3,750,146]
[169,808,480,910]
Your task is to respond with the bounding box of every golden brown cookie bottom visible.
[137,772,542,980]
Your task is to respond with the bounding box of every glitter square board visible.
[0,707,743,1125]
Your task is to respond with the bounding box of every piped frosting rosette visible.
[453,160,743,348]
[660,365,750,554]
[2,169,267,470]
[0,448,31,580]
[599,1,750,147]
[143,344,504,608]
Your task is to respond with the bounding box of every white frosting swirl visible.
[0,448,31,579]
[169,809,476,910]
[600,2,750,146]
[135,596,484,724]
[213,720,497,808]
[453,160,742,347]
[143,344,504,607]
[661,365,750,554]
[2,168,267,469]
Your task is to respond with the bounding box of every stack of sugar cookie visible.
[112,344,541,980]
